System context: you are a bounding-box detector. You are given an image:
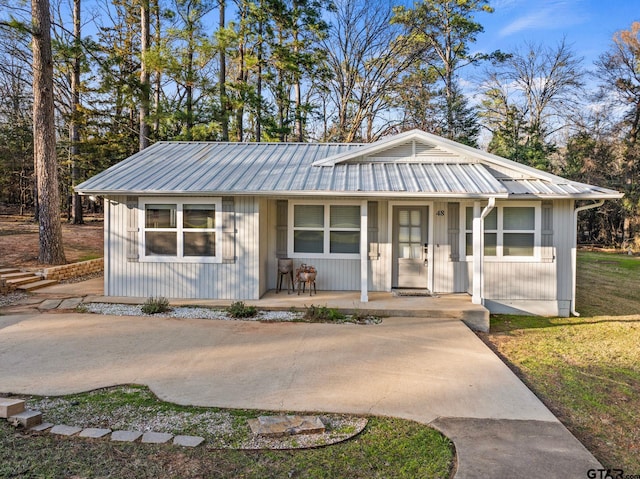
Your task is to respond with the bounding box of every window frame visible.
[288,200,362,259]
[462,201,541,262]
[139,197,222,263]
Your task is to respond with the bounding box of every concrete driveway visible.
[0,312,601,477]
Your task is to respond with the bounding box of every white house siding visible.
[468,199,574,316]
[554,199,575,315]
[432,200,452,293]
[105,195,261,299]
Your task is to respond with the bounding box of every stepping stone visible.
[8,410,42,428]
[30,422,54,432]
[111,430,142,442]
[50,424,82,436]
[58,298,83,310]
[173,435,204,447]
[248,415,325,437]
[0,398,25,418]
[141,431,173,444]
[38,299,62,310]
[79,427,112,439]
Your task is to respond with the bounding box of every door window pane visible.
[330,231,360,253]
[184,205,215,229]
[399,226,410,242]
[145,231,177,255]
[410,209,421,226]
[294,205,324,228]
[410,227,422,242]
[145,204,176,228]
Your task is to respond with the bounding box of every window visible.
[464,203,538,259]
[290,202,361,257]
[140,197,221,263]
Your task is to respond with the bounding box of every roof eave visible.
[76,188,510,199]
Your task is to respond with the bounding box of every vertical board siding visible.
[292,258,361,291]
[483,262,557,300]
[554,200,574,301]
[107,196,260,299]
[432,201,451,293]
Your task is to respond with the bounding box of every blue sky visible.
[474,0,640,68]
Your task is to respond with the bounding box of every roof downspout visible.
[472,196,496,305]
[571,200,605,316]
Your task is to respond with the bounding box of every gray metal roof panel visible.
[76,141,621,199]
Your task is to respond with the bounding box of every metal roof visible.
[76,138,623,200]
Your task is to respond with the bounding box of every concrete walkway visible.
[0,308,601,477]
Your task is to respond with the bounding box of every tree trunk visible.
[70,0,83,224]
[139,0,151,150]
[255,20,263,142]
[235,56,244,143]
[219,0,229,141]
[32,0,66,264]
[153,0,161,136]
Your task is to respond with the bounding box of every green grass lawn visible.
[0,386,453,478]
[482,250,640,473]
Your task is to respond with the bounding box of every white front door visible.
[392,206,429,289]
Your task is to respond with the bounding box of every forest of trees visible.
[0,0,639,257]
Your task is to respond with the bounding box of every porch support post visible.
[472,197,496,305]
[472,201,482,304]
[360,200,368,303]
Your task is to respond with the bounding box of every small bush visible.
[227,301,258,318]
[303,304,345,322]
[141,296,171,315]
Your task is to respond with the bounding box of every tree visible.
[321,0,415,142]
[392,0,493,144]
[594,22,640,246]
[139,0,151,150]
[480,40,584,170]
[163,0,217,140]
[69,0,83,223]
[0,23,34,214]
[32,0,66,263]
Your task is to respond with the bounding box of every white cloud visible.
[498,1,589,37]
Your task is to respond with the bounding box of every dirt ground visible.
[0,214,103,269]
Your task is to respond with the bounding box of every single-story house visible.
[76,129,622,316]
